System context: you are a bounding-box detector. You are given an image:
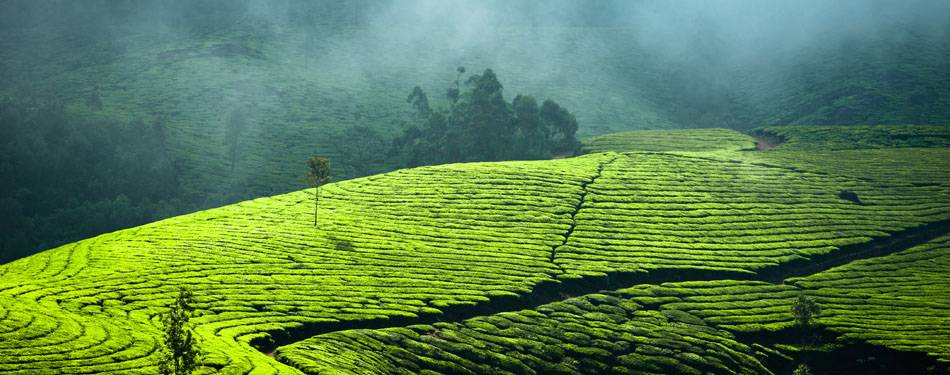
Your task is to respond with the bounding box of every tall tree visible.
[305,156,331,226]
[540,99,580,156]
[511,94,547,159]
[462,69,513,161]
[407,86,431,118]
[160,288,200,375]
[447,66,465,104]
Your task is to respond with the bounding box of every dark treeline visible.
[392,68,580,167]
[0,97,184,262]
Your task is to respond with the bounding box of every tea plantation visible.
[1,125,948,374]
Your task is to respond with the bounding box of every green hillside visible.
[581,128,756,154]
[4,1,950,263]
[1,125,948,374]
[279,235,950,374]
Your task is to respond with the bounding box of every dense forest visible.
[0,97,183,261]
[393,68,580,166]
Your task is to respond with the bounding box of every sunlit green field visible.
[1,124,948,374]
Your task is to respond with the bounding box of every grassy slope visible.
[278,234,950,374]
[581,128,756,154]
[0,155,606,373]
[276,126,950,373]
[1,125,949,374]
[4,11,949,264]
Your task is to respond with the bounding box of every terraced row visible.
[755,124,950,151]
[581,128,755,154]
[728,125,950,187]
[556,152,950,278]
[732,147,950,187]
[0,155,609,374]
[276,293,770,375]
[0,295,159,374]
[277,234,950,374]
[617,234,950,363]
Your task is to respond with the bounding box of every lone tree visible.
[791,293,821,328]
[160,288,200,375]
[305,156,331,226]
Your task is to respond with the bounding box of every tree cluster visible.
[391,68,581,167]
[0,97,181,263]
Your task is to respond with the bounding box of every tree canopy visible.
[392,68,581,167]
[305,156,331,226]
[160,288,200,375]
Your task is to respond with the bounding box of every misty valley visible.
[1,1,949,374]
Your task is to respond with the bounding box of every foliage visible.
[305,156,331,225]
[304,157,331,188]
[0,97,182,263]
[791,294,821,328]
[792,364,813,375]
[159,288,201,375]
[277,292,770,374]
[392,68,581,167]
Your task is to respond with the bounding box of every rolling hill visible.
[1,125,948,374]
[3,1,950,263]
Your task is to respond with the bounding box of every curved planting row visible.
[275,293,770,375]
[616,234,950,363]
[0,295,159,374]
[557,152,950,278]
[581,128,755,154]
[276,234,950,374]
[0,154,609,374]
[754,125,950,151]
[735,148,950,186]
